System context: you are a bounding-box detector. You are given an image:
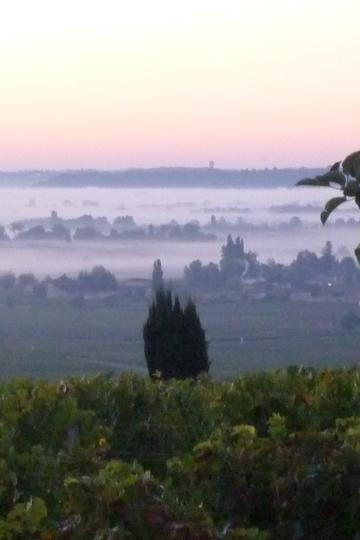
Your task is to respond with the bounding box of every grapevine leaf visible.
[342,150,360,179]
[324,196,347,213]
[320,211,329,225]
[321,197,347,224]
[297,171,345,187]
[355,244,360,264]
[296,178,329,187]
[344,179,360,197]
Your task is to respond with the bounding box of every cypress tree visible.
[151,259,164,293]
[181,299,209,378]
[143,289,209,380]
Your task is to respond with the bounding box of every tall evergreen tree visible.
[152,259,164,292]
[143,289,209,380]
[220,234,247,278]
[181,299,209,377]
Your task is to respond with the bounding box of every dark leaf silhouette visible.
[324,196,347,212]
[296,170,345,188]
[342,150,360,179]
[320,196,347,224]
[355,244,360,264]
[295,150,360,262]
[344,178,360,197]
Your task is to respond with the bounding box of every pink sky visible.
[0,0,359,169]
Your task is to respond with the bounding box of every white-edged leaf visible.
[321,196,347,224]
[324,196,347,212]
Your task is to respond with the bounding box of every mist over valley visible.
[0,185,358,278]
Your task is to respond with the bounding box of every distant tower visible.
[209,160,215,169]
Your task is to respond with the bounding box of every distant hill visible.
[0,170,60,187]
[0,167,325,188]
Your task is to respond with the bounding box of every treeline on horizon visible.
[0,167,324,188]
[6,214,331,245]
[0,236,358,304]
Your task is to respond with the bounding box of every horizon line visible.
[0,165,327,174]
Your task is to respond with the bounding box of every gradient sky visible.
[0,0,359,169]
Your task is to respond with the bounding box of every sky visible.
[0,0,359,169]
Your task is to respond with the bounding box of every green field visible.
[1,296,360,380]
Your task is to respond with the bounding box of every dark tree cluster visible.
[220,234,258,278]
[10,213,216,243]
[16,224,71,242]
[184,234,259,289]
[0,272,37,290]
[184,260,221,289]
[143,289,209,380]
[259,241,360,292]
[151,259,164,293]
[51,266,118,294]
[184,235,360,294]
[286,241,358,286]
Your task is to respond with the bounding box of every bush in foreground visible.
[2,368,360,538]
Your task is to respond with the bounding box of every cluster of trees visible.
[145,259,209,380]
[0,272,48,301]
[0,267,119,299]
[0,271,38,290]
[143,287,209,380]
[16,210,351,246]
[12,212,125,235]
[12,218,138,243]
[12,213,360,245]
[9,213,138,243]
[149,220,215,241]
[8,212,217,243]
[51,266,118,294]
[205,213,337,232]
[265,240,359,287]
[184,236,360,291]
[184,234,258,289]
[16,223,71,241]
[3,368,360,538]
